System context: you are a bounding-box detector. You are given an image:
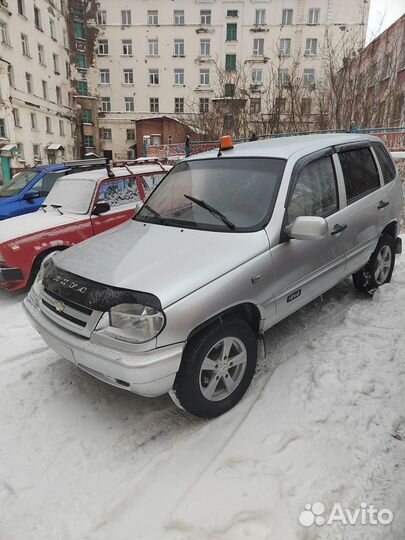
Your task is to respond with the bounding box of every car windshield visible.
[0,170,39,198]
[135,157,286,232]
[45,178,96,214]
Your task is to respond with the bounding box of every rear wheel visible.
[171,319,257,418]
[352,234,396,293]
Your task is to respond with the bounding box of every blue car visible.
[0,159,107,220]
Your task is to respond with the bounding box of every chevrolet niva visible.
[24,134,403,418]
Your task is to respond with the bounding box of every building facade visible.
[0,0,75,180]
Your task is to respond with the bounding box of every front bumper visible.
[23,291,184,397]
[0,266,24,282]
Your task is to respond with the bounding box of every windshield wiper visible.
[40,204,47,212]
[50,204,63,215]
[184,194,236,231]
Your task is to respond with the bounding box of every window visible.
[227,10,238,17]
[34,7,42,29]
[125,97,134,112]
[59,119,65,136]
[372,143,396,184]
[255,9,266,25]
[77,81,88,95]
[63,29,68,48]
[101,97,111,112]
[98,176,141,208]
[103,128,112,140]
[305,38,318,56]
[339,148,380,204]
[0,20,9,45]
[174,68,184,85]
[225,54,236,72]
[30,112,37,129]
[150,97,159,113]
[250,98,261,114]
[224,83,235,97]
[127,129,135,141]
[147,10,158,25]
[275,97,286,112]
[253,38,264,56]
[17,0,25,16]
[38,44,45,65]
[73,4,84,18]
[13,109,21,127]
[53,53,60,74]
[76,52,87,69]
[199,97,209,113]
[252,68,263,85]
[82,109,93,123]
[174,39,185,56]
[303,68,315,85]
[21,34,30,56]
[200,69,210,85]
[74,22,85,39]
[98,39,109,55]
[122,39,132,56]
[100,69,110,84]
[26,72,33,93]
[148,39,158,56]
[84,135,94,148]
[200,39,210,56]
[223,114,234,129]
[382,53,393,79]
[149,69,159,85]
[174,10,184,25]
[65,61,71,79]
[200,10,211,25]
[308,8,320,25]
[15,143,24,160]
[301,98,312,114]
[282,9,293,25]
[0,119,6,138]
[226,23,237,41]
[287,157,338,225]
[60,1,65,15]
[122,10,132,25]
[33,144,40,159]
[56,86,62,104]
[96,10,107,25]
[278,68,289,86]
[279,38,291,57]
[123,69,134,84]
[174,97,184,113]
[50,18,56,39]
[46,116,52,133]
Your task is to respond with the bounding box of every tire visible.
[172,319,257,418]
[352,233,396,293]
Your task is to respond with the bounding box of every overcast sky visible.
[367,0,405,43]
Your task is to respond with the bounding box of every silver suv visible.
[24,134,403,418]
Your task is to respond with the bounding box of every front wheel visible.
[352,234,396,293]
[171,319,257,418]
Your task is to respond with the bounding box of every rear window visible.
[339,147,380,204]
[372,143,396,184]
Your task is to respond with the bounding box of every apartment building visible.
[87,0,369,159]
[0,0,74,180]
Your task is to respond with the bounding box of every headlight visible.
[95,303,165,344]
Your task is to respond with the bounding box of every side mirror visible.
[92,201,111,216]
[285,216,328,241]
[23,190,40,202]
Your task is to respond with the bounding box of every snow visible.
[1,243,405,540]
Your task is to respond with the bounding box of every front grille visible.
[44,287,92,315]
[42,299,87,327]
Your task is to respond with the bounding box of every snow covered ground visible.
[1,246,404,540]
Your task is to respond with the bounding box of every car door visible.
[270,151,347,321]
[91,175,142,235]
[19,171,65,215]
[332,143,383,276]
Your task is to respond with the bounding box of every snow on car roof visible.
[59,164,170,183]
[187,133,384,161]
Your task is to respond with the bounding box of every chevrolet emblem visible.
[55,301,66,313]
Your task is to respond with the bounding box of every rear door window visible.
[338,148,380,204]
[97,176,140,208]
[371,143,396,184]
[286,156,338,225]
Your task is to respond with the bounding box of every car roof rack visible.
[114,157,166,171]
[63,158,107,168]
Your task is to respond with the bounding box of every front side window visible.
[136,158,286,232]
[339,148,380,203]
[97,176,140,207]
[286,156,338,225]
[371,143,396,184]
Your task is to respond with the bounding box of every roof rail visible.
[63,158,107,167]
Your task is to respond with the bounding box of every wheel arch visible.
[382,220,399,239]
[28,245,68,287]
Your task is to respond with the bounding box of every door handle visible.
[377,200,389,210]
[331,224,348,235]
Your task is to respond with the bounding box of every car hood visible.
[54,220,270,308]
[0,210,84,245]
